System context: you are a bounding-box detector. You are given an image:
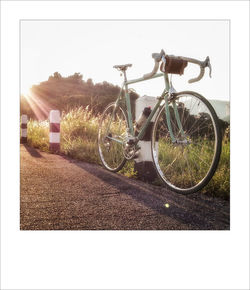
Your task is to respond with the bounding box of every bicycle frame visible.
[113,71,184,143]
[99,56,222,194]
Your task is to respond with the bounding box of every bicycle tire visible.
[98,102,128,172]
[151,91,222,194]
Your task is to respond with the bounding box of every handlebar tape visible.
[143,61,159,79]
[188,66,205,83]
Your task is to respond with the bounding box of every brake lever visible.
[207,59,212,78]
[152,49,166,62]
[204,56,212,78]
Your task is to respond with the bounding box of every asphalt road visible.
[20,144,230,230]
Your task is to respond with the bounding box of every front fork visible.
[164,75,186,144]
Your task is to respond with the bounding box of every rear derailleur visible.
[123,136,140,160]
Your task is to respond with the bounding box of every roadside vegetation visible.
[200,127,230,200]
[26,106,230,200]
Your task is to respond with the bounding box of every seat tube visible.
[164,74,176,143]
[124,71,134,135]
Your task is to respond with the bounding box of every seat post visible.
[123,70,128,83]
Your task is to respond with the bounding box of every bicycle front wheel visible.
[151,91,222,194]
[98,102,128,172]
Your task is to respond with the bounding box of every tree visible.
[21,72,139,120]
[87,78,93,86]
[48,72,62,81]
[67,73,83,83]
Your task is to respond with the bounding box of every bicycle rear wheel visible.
[151,91,222,194]
[98,102,128,172]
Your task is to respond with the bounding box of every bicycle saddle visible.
[113,64,132,71]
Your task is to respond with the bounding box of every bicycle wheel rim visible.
[152,91,221,194]
[98,103,127,172]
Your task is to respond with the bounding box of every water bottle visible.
[135,106,151,132]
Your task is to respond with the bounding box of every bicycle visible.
[98,49,222,194]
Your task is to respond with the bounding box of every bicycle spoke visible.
[187,148,211,167]
[98,103,127,172]
[161,150,182,174]
[183,151,197,186]
[190,142,215,152]
[187,119,213,136]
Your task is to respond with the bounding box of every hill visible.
[20,72,139,120]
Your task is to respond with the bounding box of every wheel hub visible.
[103,133,112,151]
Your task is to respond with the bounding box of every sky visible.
[21,20,229,101]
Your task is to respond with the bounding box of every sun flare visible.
[21,86,52,120]
[23,89,32,101]
[21,80,34,97]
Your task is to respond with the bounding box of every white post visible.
[49,110,60,153]
[134,95,158,181]
[20,114,28,143]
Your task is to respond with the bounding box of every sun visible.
[21,82,52,120]
[21,83,32,97]
[21,76,36,98]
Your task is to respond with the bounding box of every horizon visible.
[23,71,230,103]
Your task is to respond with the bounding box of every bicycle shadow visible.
[61,155,230,230]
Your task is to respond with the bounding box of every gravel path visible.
[20,144,230,230]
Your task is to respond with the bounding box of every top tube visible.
[125,72,164,85]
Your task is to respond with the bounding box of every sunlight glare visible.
[23,90,52,120]
[21,81,33,98]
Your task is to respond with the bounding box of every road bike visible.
[98,49,222,194]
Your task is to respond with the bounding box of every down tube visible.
[164,74,176,143]
[137,97,163,140]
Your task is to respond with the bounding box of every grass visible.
[201,129,230,200]
[156,137,230,199]
[27,120,50,152]
[25,107,230,199]
[60,107,100,164]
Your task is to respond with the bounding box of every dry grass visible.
[26,107,230,199]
